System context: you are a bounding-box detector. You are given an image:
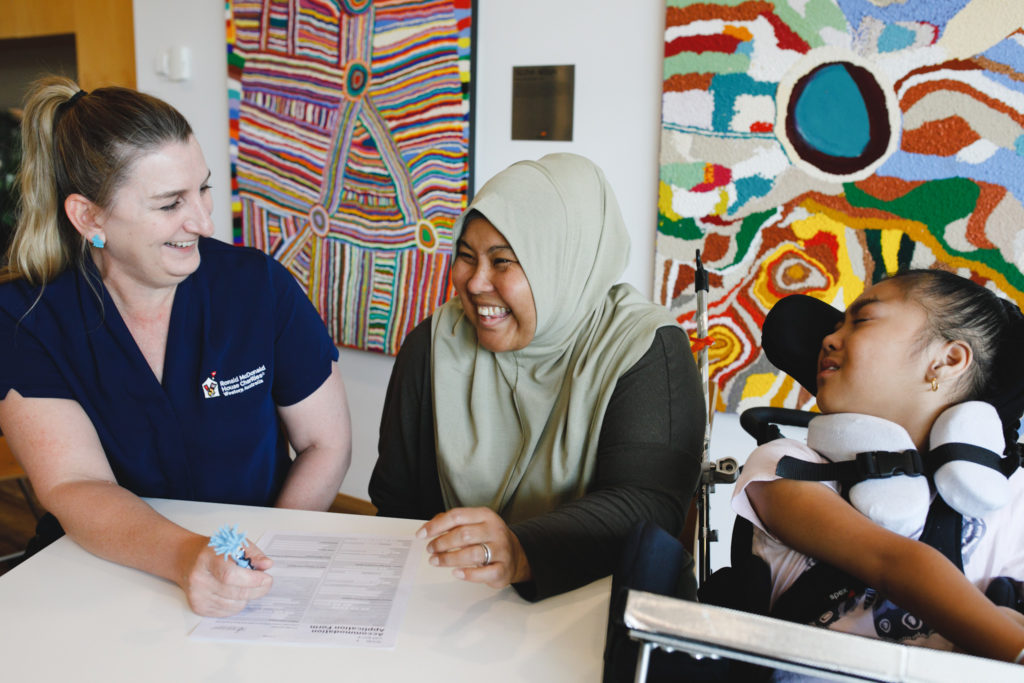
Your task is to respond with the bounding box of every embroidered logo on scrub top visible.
[202,372,221,398]
[201,365,267,399]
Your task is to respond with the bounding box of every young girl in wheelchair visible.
[731,269,1024,664]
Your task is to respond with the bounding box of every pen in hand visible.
[209,524,255,569]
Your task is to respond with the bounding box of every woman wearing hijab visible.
[370,153,704,601]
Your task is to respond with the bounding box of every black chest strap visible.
[776,442,1021,485]
[929,442,1021,478]
[776,449,924,482]
[766,443,1018,625]
[916,496,964,572]
[770,497,962,625]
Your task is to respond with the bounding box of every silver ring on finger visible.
[479,542,492,566]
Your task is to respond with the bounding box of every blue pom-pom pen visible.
[208,524,254,569]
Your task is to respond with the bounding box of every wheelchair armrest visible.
[740,407,815,445]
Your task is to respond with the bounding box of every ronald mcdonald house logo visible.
[202,365,267,399]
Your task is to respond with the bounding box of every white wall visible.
[473,0,665,295]
[133,0,742,569]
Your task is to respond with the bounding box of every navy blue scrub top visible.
[0,238,338,506]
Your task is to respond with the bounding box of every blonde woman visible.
[0,77,352,616]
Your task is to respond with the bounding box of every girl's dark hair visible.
[6,75,192,285]
[888,269,1003,398]
[887,269,1024,446]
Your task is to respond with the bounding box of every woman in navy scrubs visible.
[0,77,352,616]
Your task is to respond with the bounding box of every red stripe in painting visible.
[760,10,811,53]
[665,34,742,57]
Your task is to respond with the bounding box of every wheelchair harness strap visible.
[929,442,1022,478]
[775,449,924,481]
[775,442,1021,484]
[767,443,1004,627]
[770,495,963,626]
[704,442,1022,636]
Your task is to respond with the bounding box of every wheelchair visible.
[603,293,1024,683]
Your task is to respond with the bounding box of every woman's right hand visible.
[178,535,274,617]
[0,393,276,618]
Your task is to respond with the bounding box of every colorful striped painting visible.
[657,0,1024,413]
[227,0,473,354]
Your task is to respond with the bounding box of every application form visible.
[190,531,422,647]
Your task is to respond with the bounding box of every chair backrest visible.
[0,437,26,482]
[739,407,814,446]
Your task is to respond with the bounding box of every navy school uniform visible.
[0,237,338,506]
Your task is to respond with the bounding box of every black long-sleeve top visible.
[369,318,704,601]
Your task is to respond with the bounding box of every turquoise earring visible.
[90,235,105,249]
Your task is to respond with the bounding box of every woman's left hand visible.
[417,507,531,588]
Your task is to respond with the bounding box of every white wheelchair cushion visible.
[929,401,1010,518]
[808,413,929,537]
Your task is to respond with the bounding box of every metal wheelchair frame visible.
[624,589,1022,683]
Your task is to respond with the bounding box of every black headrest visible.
[761,295,842,396]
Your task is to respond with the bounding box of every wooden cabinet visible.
[0,0,135,89]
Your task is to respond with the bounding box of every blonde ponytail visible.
[2,75,192,287]
[3,76,78,284]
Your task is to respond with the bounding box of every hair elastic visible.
[53,89,89,129]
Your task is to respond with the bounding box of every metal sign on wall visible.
[512,64,574,141]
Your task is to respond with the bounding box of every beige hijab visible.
[431,153,679,524]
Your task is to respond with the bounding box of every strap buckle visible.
[855,449,924,479]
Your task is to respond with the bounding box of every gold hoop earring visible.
[930,377,939,392]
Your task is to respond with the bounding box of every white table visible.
[0,499,610,682]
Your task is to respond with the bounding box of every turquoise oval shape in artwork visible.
[878,24,916,53]
[793,63,870,159]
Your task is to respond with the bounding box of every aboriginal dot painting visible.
[227,0,473,354]
[657,0,1024,413]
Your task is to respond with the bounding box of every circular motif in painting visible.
[776,48,901,182]
[341,0,371,15]
[309,204,330,237]
[345,62,369,100]
[416,219,437,252]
